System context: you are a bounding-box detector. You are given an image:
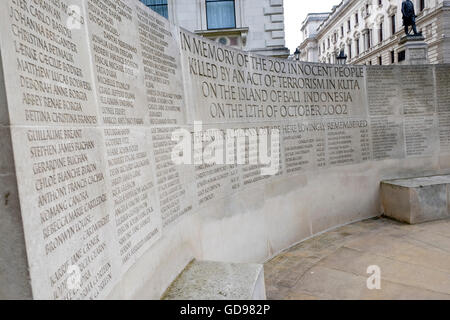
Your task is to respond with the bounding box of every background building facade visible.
[298,0,450,65]
[141,0,290,58]
[299,12,331,62]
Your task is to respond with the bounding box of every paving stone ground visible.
[264,217,450,300]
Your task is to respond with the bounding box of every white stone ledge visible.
[271,31,285,39]
[162,260,266,300]
[270,0,283,6]
[265,22,284,31]
[271,14,284,23]
[266,39,285,47]
[381,175,450,224]
[264,7,283,15]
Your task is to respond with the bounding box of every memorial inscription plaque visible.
[180,29,368,124]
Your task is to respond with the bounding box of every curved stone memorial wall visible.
[0,0,449,299]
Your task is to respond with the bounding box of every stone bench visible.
[162,260,266,300]
[381,175,450,224]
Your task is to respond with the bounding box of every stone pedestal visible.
[398,35,429,65]
[381,175,450,225]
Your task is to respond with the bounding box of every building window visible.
[206,0,236,30]
[378,0,382,6]
[391,50,395,63]
[142,0,168,19]
[356,38,360,55]
[391,15,396,35]
[368,30,372,49]
[341,25,344,37]
[420,0,425,11]
[398,50,406,62]
[348,20,351,31]
[378,56,382,65]
[348,44,352,60]
[379,22,383,42]
[355,13,359,24]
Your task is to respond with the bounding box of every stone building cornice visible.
[316,0,359,37]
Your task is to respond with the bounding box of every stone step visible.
[381,175,450,224]
[162,260,266,300]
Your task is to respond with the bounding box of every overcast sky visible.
[284,0,339,53]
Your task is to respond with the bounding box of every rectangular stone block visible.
[263,7,283,15]
[264,22,284,31]
[266,39,285,47]
[271,31,285,39]
[270,0,283,6]
[162,260,266,300]
[271,14,284,23]
[381,175,450,224]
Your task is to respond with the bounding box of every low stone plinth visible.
[381,175,450,224]
[162,260,266,300]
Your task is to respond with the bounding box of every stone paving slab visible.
[265,217,450,300]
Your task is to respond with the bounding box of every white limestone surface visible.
[162,260,266,300]
[381,175,450,224]
[0,0,449,300]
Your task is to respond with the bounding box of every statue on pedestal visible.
[402,0,420,36]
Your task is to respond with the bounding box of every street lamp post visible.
[336,50,348,65]
[294,48,300,61]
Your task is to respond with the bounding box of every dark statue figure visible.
[402,0,420,36]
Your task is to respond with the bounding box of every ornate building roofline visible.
[300,12,331,31]
[316,0,358,36]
